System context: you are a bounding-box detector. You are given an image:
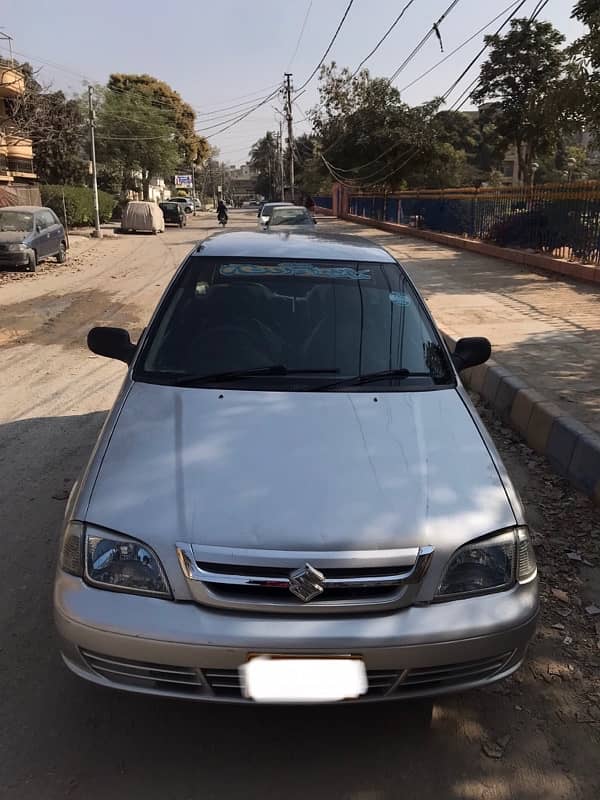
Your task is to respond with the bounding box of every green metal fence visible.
[349,182,600,265]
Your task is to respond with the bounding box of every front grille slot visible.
[202,668,404,699]
[398,652,513,692]
[81,649,204,694]
[178,543,434,614]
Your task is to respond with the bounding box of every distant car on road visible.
[159,201,187,228]
[258,201,293,226]
[171,197,194,214]
[0,205,67,272]
[121,201,165,234]
[266,205,316,229]
[55,230,537,706]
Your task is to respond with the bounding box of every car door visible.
[32,212,51,258]
[46,210,64,254]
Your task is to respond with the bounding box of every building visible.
[0,58,37,193]
[228,162,258,204]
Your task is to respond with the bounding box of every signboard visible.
[217,185,222,193]
[174,174,193,187]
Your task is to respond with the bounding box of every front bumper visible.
[0,249,30,268]
[55,572,538,703]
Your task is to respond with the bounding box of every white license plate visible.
[240,656,368,702]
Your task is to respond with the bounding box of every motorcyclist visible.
[217,199,228,223]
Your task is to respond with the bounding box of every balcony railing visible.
[7,156,35,175]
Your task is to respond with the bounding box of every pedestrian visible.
[304,194,315,213]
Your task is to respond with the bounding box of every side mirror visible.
[88,326,136,364]
[451,336,491,372]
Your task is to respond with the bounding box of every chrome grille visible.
[202,668,404,699]
[201,653,512,700]
[398,652,513,693]
[177,542,434,614]
[81,649,204,695]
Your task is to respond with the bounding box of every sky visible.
[1,0,584,166]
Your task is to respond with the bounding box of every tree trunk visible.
[142,171,150,201]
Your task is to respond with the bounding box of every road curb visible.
[444,335,600,505]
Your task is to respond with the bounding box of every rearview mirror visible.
[88,326,136,364]
[451,337,491,372]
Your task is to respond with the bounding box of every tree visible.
[294,133,330,195]
[570,0,600,139]
[249,132,279,198]
[472,18,571,185]
[107,74,209,165]
[95,88,179,199]
[6,62,87,184]
[311,64,440,190]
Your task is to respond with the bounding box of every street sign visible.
[174,174,193,187]
[217,185,222,193]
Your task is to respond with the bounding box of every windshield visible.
[0,211,33,232]
[134,257,453,391]
[270,208,312,226]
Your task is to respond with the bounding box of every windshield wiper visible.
[172,365,339,387]
[314,369,431,391]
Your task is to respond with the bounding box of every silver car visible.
[54,231,538,704]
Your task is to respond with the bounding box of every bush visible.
[40,185,117,227]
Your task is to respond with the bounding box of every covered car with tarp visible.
[121,201,165,234]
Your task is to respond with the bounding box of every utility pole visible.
[191,163,197,216]
[279,121,285,202]
[284,73,295,202]
[87,85,102,238]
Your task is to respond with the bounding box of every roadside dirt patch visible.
[473,392,600,780]
[0,289,146,350]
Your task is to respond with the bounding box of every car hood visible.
[86,383,515,562]
[0,231,30,243]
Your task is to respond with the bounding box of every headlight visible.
[7,243,27,252]
[85,529,171,598]
[435,527,536,600]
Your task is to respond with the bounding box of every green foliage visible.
[249,132,279,198]
[41,185,117,226]
[7,63,87,184]
[312,64,441,190]
[107,74,209,163]
[472,18,572,184]
[95,88,180,199]
[570,0,600,140]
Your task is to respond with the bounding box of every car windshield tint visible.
[270,209,312,225]
[135,257,453,391]
[0,211,33,232]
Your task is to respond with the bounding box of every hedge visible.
[40,185,117,227]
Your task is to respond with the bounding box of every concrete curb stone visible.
[442,334,600,505]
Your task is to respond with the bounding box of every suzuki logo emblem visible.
[289,563,325,602]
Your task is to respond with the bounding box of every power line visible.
[388,0,464,84]
[400,0,522,93]
[352,0,418,77]
[446,0,540,110]
[441,0,529,101]
[204,87,283,140]
[287,0,313,70]
[294,0,356,93]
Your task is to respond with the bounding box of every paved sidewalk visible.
[327,218,600,436]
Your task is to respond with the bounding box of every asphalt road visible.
[1,211,598,800]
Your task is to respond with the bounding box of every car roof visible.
[1,205,48,213]
[271,205,310,213]
[195,230,396,263]
[262,202,292,209]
